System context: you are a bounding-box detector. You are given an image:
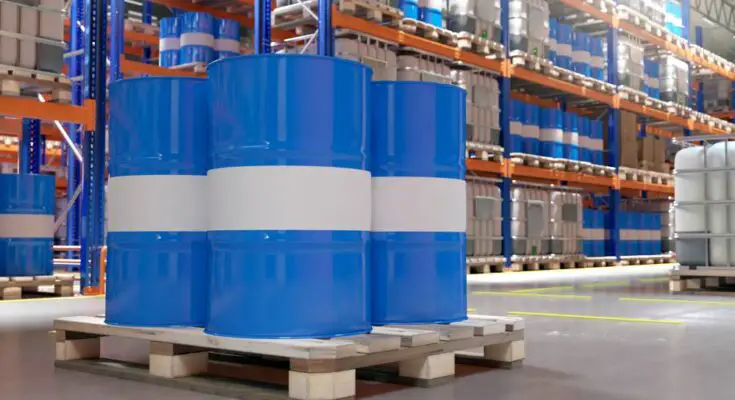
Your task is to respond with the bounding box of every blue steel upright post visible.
[142,1,153,62]
[499,0,512,268]
[682,0,692,135]
[65,0,84,259]
[318,0,333,56]
[19,119,41,174]
[606,26,620,259]
[695,26,704,113]
[81,0,108,292]
[110,0,124,81]
[254,0,271,54]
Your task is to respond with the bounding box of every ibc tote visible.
[371,81,467,325]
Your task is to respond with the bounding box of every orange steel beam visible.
[0,119,61,140]
[332,9,506,76]
[512,66,616,107]
[0,97,94,127]
[620,179,674,195]
[712,111,735,120]
[121,59,204,77]
[465,158,503,175]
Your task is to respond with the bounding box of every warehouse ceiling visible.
[690,7,735,60]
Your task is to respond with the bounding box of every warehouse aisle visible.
[3,265,734,399]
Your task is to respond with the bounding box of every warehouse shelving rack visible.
[53,0,730,288]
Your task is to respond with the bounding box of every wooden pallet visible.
[168,62,207,74]
[552,158,581,172]
[584,257,617,267]
[511,52,554,75]
[338,0,403,27]
[617,86,647,105]
[511,256,561,272]
[510,153,553,169]
[399,18,457,46]
[124,20,158,36]
[466,256,507,274]
[618,254,674,266]
[618,167,645,183]
[0,273,75,299]
[644,96,667,110]
[0,65,71,102]
[456,32,504,58]
[54,315,525,400]
[466,142,504,163]
[560,258,585,269]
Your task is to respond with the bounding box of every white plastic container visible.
[0,2,19,66]
[19,6,37,69]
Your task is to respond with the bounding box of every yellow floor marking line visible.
[619,297,735,306]
[0,295,104,304]
[508,311,683,325]
[467,308,477,312]
[510,285,575,293]
[638,277,669,283]
[580,280,631,288]
[473,291,591,300]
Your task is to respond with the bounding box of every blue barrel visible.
[215,19,240,59]
[159,17,180,67]
[557,23,573,70]
[419,0,443,27]
[207,55,372,338]
[371,81,467,325]
[572,31,591,77]
[400,0,419,19]
[510,100,525,153]
[652,213,662,254]
[523,104,540,155]
[590,119,604,165]
[179,12,215,64]
[578,116,590,162]
[540,108,564,158]
[590,36,604,80]
[563,111,579,160]
[106,77,208,327]
[549,18,559,65]
[0,174,54,277]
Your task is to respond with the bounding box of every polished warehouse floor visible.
[2,265,734,399]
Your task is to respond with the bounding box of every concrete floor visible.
[2,265,734,399]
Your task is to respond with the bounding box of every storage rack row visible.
[11,0,735,292]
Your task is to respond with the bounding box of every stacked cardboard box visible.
[604,110,639,168]
[653,137,668,172]
[638,136,654,169]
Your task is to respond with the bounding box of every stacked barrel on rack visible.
[106,54,467,336]
[157,12,241,68]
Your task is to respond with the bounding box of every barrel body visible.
[179,12,215,64]
[207,55,372,338]
[371,81,467,325]
[159,17,180,67]
[0,173,54,277]
[215,19,240,59]
[106,77,209,327]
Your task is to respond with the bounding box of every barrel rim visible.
[206,53,373,74]
[372,80,465,92]
[109,76,207,90]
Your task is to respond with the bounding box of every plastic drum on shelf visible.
[158,16,180,67]
[215,19,240,59]
[179,12,215,65]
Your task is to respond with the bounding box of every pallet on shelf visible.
[583,256,617,268]
[669,266,735,293]
[617,86,647,105]
[338,0,403,27]
[456,32,504,59]
[0,65,71,102]
[0,273,75,300]
[510,153,553,169]
[466,256,506,274]
[54,315,525,400]
[619,253,675,266]
[510,255,562,272]
[399,18,457,46]
[510,52,554,76]
[466,142,504,163]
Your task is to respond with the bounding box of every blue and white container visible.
[371,81,466,325]
[645,59,660,99]
[522,103,540,155]
[665,0,683,36]
[0,173,54,277]
[563,111,579,160]
[106,77,208,327]
[400,0,420,19]
[206,55,372,338]
[548,17,558,65]
[159,17,180,67]
[583,209,606,257]
[179,12,215,64]
[572,31,591,77]
[577,116,590,163]
[540,107,564,158]
[590,36,605,81]
[590,119,604,165]
[556,23,573,70]
[510,100,525,153]
[215,19,240,59]
[420,0,443,27]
